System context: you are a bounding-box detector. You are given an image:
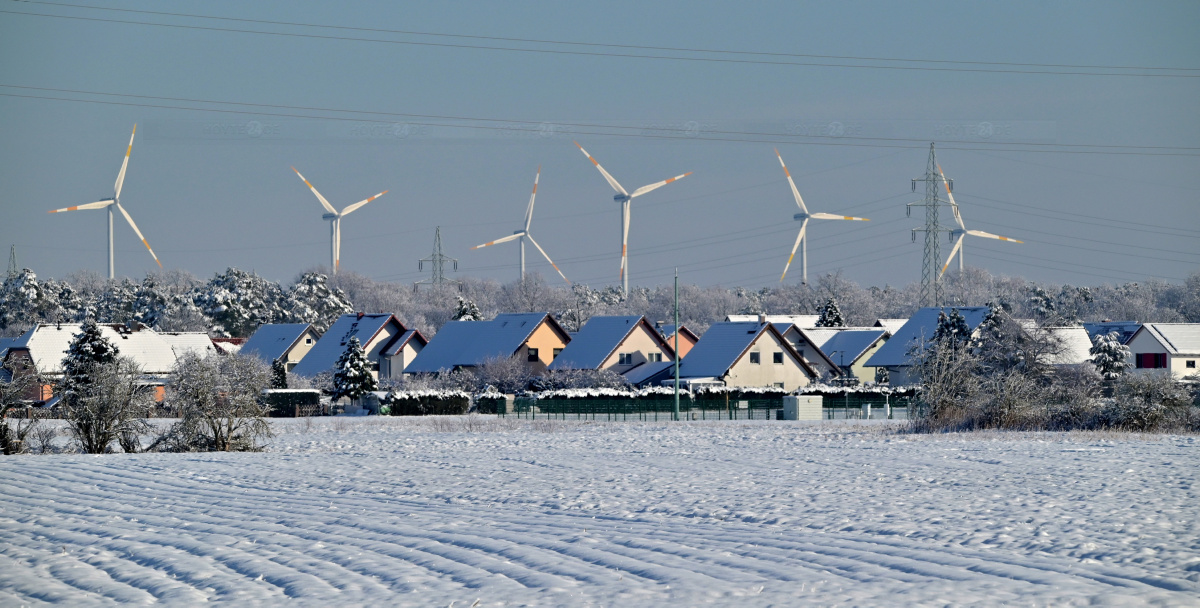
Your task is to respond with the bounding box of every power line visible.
[5,83,1199,154]
[5,6,1198,79]
[955,192,1200,237]
[25,1,1200,75]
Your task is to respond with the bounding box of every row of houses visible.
[3,310,1197,404]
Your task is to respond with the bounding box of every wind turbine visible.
[574,141,691,294]
[470,167,569,284]
[291,167,387,274]
[937,165,1022,277]
[776,149,869,285]
[48,124,161,279]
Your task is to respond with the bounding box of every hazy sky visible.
[2,1,1197,290]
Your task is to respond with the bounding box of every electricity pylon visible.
[417,226,458,288]
[908,143,950,307]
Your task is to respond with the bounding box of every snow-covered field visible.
[1,417,1197,607]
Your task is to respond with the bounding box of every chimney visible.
[758,313,766,325]
[357,312,365,320]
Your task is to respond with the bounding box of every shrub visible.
[384,389,471,416]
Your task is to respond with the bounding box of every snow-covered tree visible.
[60,318,119,405]
[332,337,377,402]
[162,353,273,452]
[1091,331,1131,381]
[286,272,353,334]
[193,268,291,337]
[932,308,971,345]
[452,295,483,321]
[816,297,846,327]
[63,357,154,454]
[0,268,64,333]
[271,359,288,389]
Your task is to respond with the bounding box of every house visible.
[379,329,427,378]
[1042,326,1094,366]
[671,322,818,391]
[655,323,700,359]
[815,329,890,383]
[773,324,841,379]
[864,307,992,385]
[291,314,418,381]
[2,322,215,403]
[726,314,819,328]
[549,316,675,374]
[405,312,571,375]
[1082,321,1142,345]
[241,323,322,371]
[1125,323,1200,380]
[874,319,909,334]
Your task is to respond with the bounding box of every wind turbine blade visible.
[291,167,338,215]
[940,235,965,277]
[937,165,965,230]
[341,190,387,216]
[775,149,809,214]
[470,232,524,249]
[115,202,161,268]
[809,212,869,221]
[524,166,540,232]
[114,124,136,200]
[574,141,628,196]
[780,221,807,282]
[966,229,1023,243]
[525,234,570,284]
[629,172,692,198]
[48,200,114,213]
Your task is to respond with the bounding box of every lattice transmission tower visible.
[6,245,17,279]
[908,143,953,307]
[416,226,458,288]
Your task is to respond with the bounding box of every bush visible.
[263,389,322,417]
[1105,371,1195,431]
[384,390,471,416]
[159,353,273,452]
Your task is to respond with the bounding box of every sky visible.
[1,0,1197,290]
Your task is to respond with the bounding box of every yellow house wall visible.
[517,321,569,374]
[284,329,321,369]
[600,325,674,373]
[362,325,398,381]
[724,332,813,392]
[846,337,888,383]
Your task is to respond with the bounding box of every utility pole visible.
[908,143,951,307]
[416,226,458,288]
[673,267,680,421]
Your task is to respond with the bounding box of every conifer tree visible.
[932,308,971,345]
[60,318,119,403]
[271,359,288,389]
[452,295,483,321]
[1090,331,1131,381]
[816,297,846,328]
[332,337,377,402]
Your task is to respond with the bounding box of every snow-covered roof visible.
[242,324,315,363]
[864,307,992,368]
[7,323,192,376]
[819,330,888,367]
[292,314,403,377]
[677,322,814,379]
[622,360,676,387]
[549,316,669,371]
[799,326,887,349]
[657,324,699,342]
[1044,327,1094,365]
[1082,322,1141,345]
[405,313,567,373]
[159,332,217,359]
[874,319,909,334]
[1135,323,1200,356]
[725,314,819,328]
[381,329,426,358]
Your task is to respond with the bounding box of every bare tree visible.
[163,353,273,452]
[63,357,155,454]
[1,361,44,455]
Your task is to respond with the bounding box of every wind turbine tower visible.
[775,149,870,285]
[291,166,388,274]
[469,167,569,284]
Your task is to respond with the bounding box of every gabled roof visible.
[405,312,569,373]
[241,324,315,363]
[726,314,819,328]
[865,307,992,368]
[549,315,672,370]
[381,329,427,357]
[159,332,218,359]
[799,326,888,349]
[678,322,816,379]
[1044,326,1094,365]
[7,323,192,375]
[658,324,700,343]
[1083,321,1142,345]
[774,324,841,372]
[1133,323,1200,356]
[622,360,676,386]
[291,314,404,377]
[0,337,15,359]
[819,330,888,367]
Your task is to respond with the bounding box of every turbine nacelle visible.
[322,213,338,220]
[614,193,630,203]
[793,212,808,221]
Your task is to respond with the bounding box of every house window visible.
[527,348,539,362]
[649,353,663,363]
[619,353,633,365]
[371,362,380,371]
[1136,353,1167,369]
[749,352,761,364]
[553,348,563,359]
[305,337,313,345]
[1188,360,1196,369]
[773,352,783,364]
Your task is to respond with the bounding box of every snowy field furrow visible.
[1,418,1197,606]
